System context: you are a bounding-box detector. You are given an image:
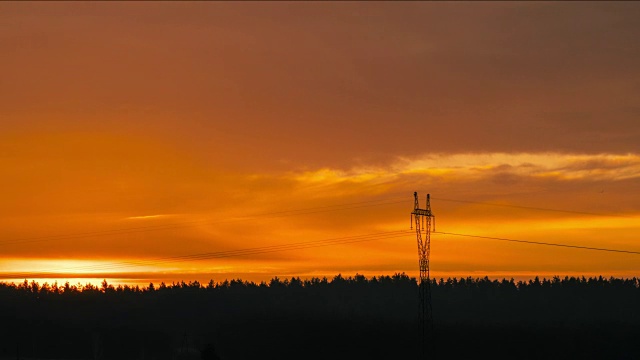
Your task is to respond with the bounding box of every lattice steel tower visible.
[411,192,435,359]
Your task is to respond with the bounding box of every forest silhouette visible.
[1,274,639,359]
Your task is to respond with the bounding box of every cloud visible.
[2,2,640,171]
[284,153,640,189]
[125,214,174,220]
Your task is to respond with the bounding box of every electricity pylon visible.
[411,192,435,359]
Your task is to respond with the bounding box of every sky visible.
[1,2,639,286]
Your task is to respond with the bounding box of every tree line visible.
[1,274,639,359]
[4,273,639,294]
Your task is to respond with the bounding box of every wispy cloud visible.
[125,214,173,220]
[282,152,640,188]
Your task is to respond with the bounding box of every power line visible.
[434,231,640,255]
[2,194,633,248]
[432,197,631,218]
[7,228,640,280]
[2,230,413,278]
[3,193,638,281]
[5,228,640,281]
[0,196,411,247]
[48,230,410,273]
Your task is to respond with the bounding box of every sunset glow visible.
[1,2,639,287]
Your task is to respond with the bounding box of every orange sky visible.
[1,2,639,286]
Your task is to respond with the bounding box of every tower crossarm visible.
[412,209,432,217]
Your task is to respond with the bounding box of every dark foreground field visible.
[1,275,639,359]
